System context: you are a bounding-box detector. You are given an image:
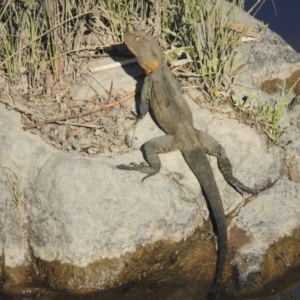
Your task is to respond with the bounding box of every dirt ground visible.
[0,44,208,157]
[0,46,145,157]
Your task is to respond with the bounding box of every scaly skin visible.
[117,31,271,299]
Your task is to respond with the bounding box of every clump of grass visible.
[0,0,159,86]
[0,0,95,86]
[2,167,24,206]
[234,79,298,143]
[177,0,245,102]
[258,80,296,142]
[13,183,24,206]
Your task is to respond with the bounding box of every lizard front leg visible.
[116,135,180,181]
[195,130,271,195]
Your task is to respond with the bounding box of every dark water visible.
[245,0,300,52]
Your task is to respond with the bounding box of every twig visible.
[58,121,105,128]
[227,22,261,39]
[88,58,137,73]
[67,116,105,139]
[23,91,135,130]
[170,58,193,68]
[247,0,264,16]
[0,98,109,128]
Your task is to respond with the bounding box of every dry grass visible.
[0,0,286,145]
[0,0,247,102]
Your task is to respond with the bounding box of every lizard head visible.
[124,31,164,74]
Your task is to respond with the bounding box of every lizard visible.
[116,31,271,300]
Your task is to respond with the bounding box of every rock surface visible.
[0,11,300,300]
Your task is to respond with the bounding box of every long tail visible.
[183,148,227,299]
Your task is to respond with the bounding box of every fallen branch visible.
[0,98,106,128]
[88,58,137,73]
[23,91,135,130]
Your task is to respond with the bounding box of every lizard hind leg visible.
[116,135,180,181]
[195,130,271,195]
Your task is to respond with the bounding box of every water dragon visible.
[116,31,270,299]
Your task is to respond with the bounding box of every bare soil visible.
[0,48,143,157]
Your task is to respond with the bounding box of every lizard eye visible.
[136,37,142,42]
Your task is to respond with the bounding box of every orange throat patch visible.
[139,59,160,74]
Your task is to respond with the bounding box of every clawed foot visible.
[116,162,158,182]
[116,162,148,171]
